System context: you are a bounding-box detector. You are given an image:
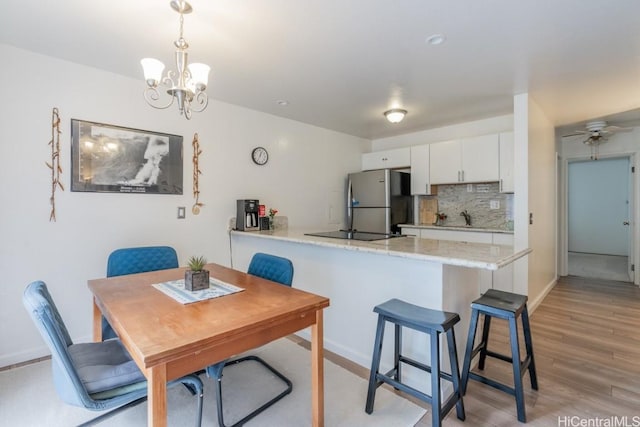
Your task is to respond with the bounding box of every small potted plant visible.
[185,255,210,291]
[434,212,447,226]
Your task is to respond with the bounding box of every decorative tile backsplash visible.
[419,182,513,230]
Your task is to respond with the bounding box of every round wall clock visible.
[251,146,269,165]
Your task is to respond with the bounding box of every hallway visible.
[568,252,630,282]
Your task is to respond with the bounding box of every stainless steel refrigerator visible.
[347,169,413,234]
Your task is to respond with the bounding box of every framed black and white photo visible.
[70,119,183,194]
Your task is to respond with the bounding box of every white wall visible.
[0,44,369,367]
[512,94,530,297]
[523,94,557,307]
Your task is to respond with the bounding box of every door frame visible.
[560,152,637,284]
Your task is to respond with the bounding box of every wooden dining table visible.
[88,262,330,427]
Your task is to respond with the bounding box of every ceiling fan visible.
[563,120,633,159]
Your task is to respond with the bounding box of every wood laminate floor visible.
[301,275,640,426]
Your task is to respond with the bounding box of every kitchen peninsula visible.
[230,229,530,392]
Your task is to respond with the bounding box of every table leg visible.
[147,364,168,427]
[311,309,325,427]
[92,298,102,342]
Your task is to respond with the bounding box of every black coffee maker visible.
[236,199,260,231]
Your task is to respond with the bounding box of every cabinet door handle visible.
[499,179,503,192]
[461,170,465,182]
[457,171,461,182]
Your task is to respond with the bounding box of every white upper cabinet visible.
[499,132,514,193]
[462,134,500,182]
[362,147,410,170]
[410,144,431,195]
[429,134,500,184]
[429,140,460,184]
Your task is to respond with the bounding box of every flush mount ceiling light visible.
[384,109,407,124]
[141,1,210,120]
[426,33,446,45]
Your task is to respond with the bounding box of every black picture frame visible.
[70,119,183,194]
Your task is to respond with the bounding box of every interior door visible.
[568,158,629,255]
[567,156,632,282]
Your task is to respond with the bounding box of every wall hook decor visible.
[192,132,203,214]
[46,107,64,221]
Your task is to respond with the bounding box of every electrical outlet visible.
[490,200,500,209]
[467,184,473,192]
[177,207,186,219]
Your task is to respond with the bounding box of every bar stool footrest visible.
[479,350,533,380]
[399,355,455,383]
[468,372,516,397]
[484,349,513,364]
[374,356,459,404]
[375,372,433,403]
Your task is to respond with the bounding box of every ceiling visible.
[2,0,640,140]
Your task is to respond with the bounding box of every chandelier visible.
[141,1,210,119]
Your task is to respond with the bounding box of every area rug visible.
[0,338,426,426]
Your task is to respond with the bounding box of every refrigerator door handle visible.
[347,177,353,230]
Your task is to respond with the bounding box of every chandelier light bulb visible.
[188,63,211,90]
[141,58,165,87]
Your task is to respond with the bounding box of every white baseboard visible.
[0,346,50,369]
[1,334,92,369]
[528,276,557,313]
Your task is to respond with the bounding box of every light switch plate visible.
[490,200,500,209]
[177,207,186,219]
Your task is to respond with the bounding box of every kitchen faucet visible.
[460,210,472,226]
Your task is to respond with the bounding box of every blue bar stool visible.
[365,299,465,427]
[460,289,538,423]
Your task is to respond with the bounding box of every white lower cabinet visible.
[400,227,420,236]
[420,228,492,243]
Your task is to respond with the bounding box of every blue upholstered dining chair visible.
[102,246,179,340]
[205,252,294,427]
[23,281,204,427]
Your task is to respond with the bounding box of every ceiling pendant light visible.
[141,1,210,120]
[384,109,407,124]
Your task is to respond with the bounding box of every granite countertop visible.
[231,229,530,270]
[399,224,514,234]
